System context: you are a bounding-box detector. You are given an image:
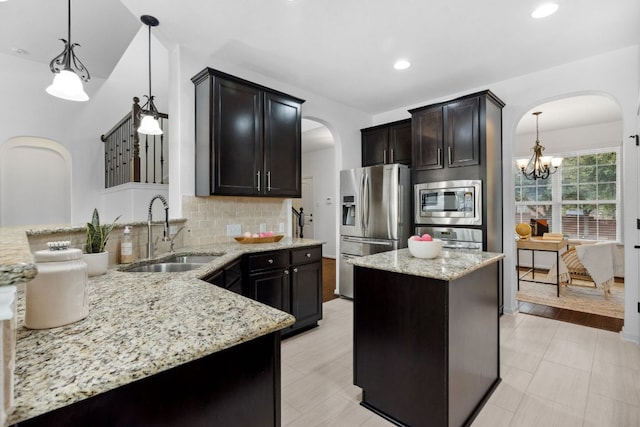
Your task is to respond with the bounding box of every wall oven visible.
[414,180,482,226]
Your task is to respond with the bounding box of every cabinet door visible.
[214,78,263,195]
[249,269,291,313]
[412,107,443,170]
[290,261,322,330]
[388,121,412,166]
[263,92,302,197]
[361,127,389,167]
[444,97,480,167]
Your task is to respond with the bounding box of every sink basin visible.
[123,263,205,273]
[164,255,219,264]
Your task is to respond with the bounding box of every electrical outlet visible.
[226,224,242,236]
[279,223,285,233]
[259,223,267,232]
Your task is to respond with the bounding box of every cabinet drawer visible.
[248,251,288,271]
[290,246,322,265]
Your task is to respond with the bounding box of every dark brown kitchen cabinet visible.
[204,258,243,295]
[361,119,412,167]
[411,94,484,171]
[287,246,323,336]
[244,246,323,337]
[192,67,305,197]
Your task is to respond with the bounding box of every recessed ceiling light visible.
[531,2,559,19]
[11,47,27,55]
[394,60,411,70]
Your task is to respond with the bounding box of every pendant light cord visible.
[147,22,152,102]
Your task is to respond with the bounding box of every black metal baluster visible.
[160,118,165,184]
[145,134,149,183]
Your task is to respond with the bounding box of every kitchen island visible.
[349,248,504,427]
[0,227,322,426]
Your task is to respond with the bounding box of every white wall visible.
[302,148,337,258]
[515,120,623,157]
[373,46,640,343]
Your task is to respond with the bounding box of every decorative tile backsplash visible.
[182,195,289,246]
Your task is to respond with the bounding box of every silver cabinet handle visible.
[267,171,271,192]
[256,171,261,192]
[293,268,298,273]
[390,148,394,163]
[284,270,289,275]
[448,146,452,165]
[383,149,387,164]
[306,253,311,258]
[268,258,273,264]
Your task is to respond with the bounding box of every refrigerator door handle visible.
[363,172,370,231]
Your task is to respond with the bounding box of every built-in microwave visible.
[414,180,482,226]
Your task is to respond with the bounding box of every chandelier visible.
[137,15,163,135]
[516,111,562,180]
[46,0,90,101]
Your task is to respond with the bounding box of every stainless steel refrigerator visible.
[339,164,411,298]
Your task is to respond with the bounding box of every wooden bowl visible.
[234,235,284,244]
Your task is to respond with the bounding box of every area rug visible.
[516,276,624,319]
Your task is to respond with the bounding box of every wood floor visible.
[322,257,337,302]
[517,301,624,332]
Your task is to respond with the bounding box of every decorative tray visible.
[234,235,284,244]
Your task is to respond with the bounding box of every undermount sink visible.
[121,253,220,273]
[123,263,206,273]
[163,255,219,264]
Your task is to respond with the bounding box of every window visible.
[515,149,620,241]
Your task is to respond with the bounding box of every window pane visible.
[562,166,577,184]
[521,186,537,201]
[563,156,578,167]
[580,154,597,166]
[597,152,616,165]
[598,183,616,200]
[579,166,596,182]
[578,183,597,200]
[562,184,577,200]
[597,165,616,182]
[538,182,552,201]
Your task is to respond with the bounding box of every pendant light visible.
[137,15,163,136]
[46,0,90,102]
[516,112,562,180]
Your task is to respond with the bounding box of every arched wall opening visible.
[0,137,72,227]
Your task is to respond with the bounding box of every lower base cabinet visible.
[245,245,323,337]
[16,333,282,426]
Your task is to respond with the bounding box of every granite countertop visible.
[348,248,504,281]
[4,235,323,425]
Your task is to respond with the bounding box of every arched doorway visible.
[0,137,72,227]
[512,94,624,324]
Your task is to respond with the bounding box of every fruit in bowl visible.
[407,235,443,259]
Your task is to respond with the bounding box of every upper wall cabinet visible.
[361,119,412,167]
[411,96,484,171]
[192,68,305,197]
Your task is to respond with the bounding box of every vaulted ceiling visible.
[2,0,638,119]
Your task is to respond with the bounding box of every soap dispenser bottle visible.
[120,226,133,264]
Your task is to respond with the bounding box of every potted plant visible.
[83,208,120,276]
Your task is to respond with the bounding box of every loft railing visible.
[292,206,305,238]
[100,97,169,188]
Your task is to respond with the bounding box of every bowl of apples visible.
[407,234,443,259]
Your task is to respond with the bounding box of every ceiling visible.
[2,0,637,121]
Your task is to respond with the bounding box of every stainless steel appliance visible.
[414,180,482,226]
[415,226,483,251]
[339,164,410,298]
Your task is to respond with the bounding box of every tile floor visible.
[281,298,640,426]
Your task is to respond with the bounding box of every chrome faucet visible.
[148,194,170,258]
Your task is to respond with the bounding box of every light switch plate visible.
[227,224,242,236]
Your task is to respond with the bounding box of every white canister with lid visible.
[25,246,89,329]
